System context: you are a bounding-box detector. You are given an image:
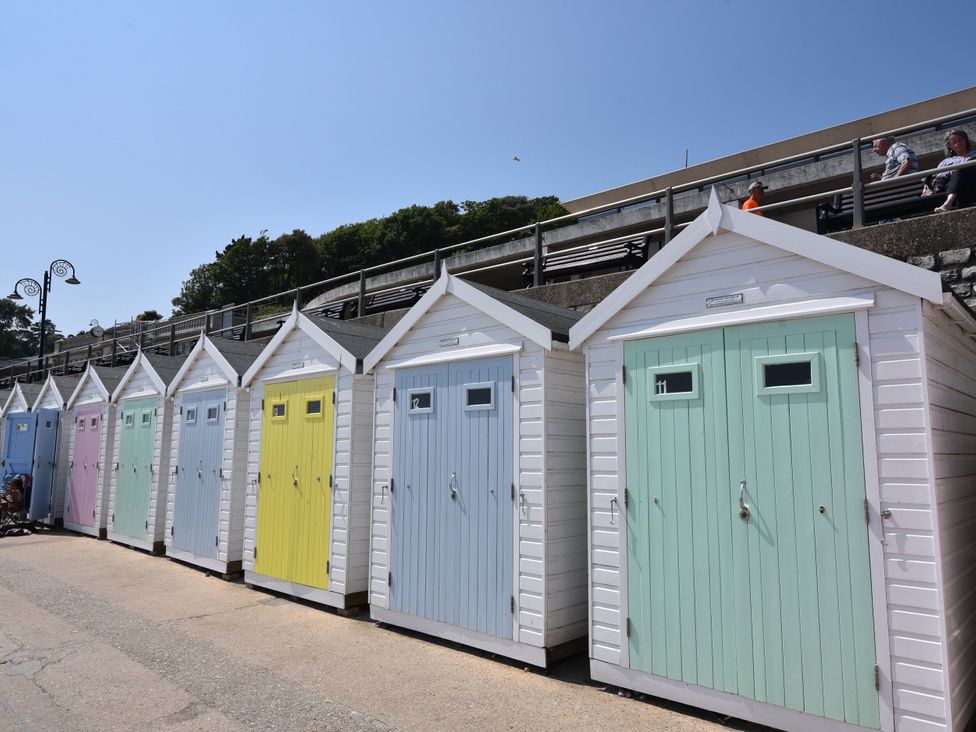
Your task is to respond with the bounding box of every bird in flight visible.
[512,155,520,162]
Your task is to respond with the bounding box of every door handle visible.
[738,480,750,521]
[292,465,299,487]
[449,472,458,500]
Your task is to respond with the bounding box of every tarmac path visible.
[0,531,742,731]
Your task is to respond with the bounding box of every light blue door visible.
[391,356,514,639]
[173,389,226,558]
[29,409,60,521]
[3,413,37,477]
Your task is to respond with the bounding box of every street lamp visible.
[8,259,81,360]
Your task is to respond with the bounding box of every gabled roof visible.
[0,389,12,417]
[363,269,582,374]
[112,350,189,402]
[32,373,82,411]
[66,364,130,410]
[4,382,43,413]
[167,335,269,396]
[568,189,945,350]
[242,305,386,385]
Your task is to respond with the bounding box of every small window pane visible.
[125,414,134,426]
[141,412,151,425]
[763,361,812,388]
[15,423,27,432]
[45,421,52,429]
[410,391,432,410]
[654,371,693,395]
[90,417,98,428]
[185,408,197,423]
[466,387,492,406]
[306,400,322,415]
[272,403,286,417]
[78,420,86,431]
[206,406,219,421]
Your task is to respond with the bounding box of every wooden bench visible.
[316,285,430,320]
[816,177,946,234]
[522,238,649,287]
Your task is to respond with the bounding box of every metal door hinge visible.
[622,366,627,385]
[626,617,631,638]
[327,560,330,574]
[510,595,515,614]
[389,478,395,493]
[261,399,265,410]
[392,387,397,403]
[623,487,629,509]
[219,468,224,479]
[331,392,336,404]
[874,664,880,691]
[112,513,115,521]
[215,535,219,547]
[257,472,261,484]
[329,474,333,488]
[854,342,860,367]
[864,499,870,524]
[144,520,148,530]
[179,406,183,416]
[170,525,174,536]
[387,570,392,586]
[254,545,257,559]
[511,482,515,501]
[223,401,226,411]
[92,509,95,519]
[511,375,515,393]
[175,465,179,475]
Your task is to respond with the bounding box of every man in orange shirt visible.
[741,181,768,215]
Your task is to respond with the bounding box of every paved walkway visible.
[0,531,737,731]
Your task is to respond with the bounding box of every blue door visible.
[29,409,60,521]
[173,389,226,558]
[3,413,37,478]
[391,356,514,639]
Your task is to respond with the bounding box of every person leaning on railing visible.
[934,129,976,212]
[869,136,918,181]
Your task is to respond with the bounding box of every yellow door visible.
[254,377,335,589]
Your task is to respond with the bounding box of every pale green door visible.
[625,314,879,729]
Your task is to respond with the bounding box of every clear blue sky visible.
[2,0,973,335]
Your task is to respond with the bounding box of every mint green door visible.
[115,398,157,539]
[625,314,880,729]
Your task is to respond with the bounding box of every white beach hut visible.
[569,190,976,732]
[63,364,129,538]
[164,335,266,576]
[30,373,82,526]
[107,351,187,553]
[241,308,385,610]
[363,271,588,667]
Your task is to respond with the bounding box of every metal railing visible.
[3,106,975,388]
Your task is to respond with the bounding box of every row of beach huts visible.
[2,197,975,732]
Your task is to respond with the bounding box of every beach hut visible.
[164,335,266,576]
[107,351,187,553]
[2,382,47,520]
[241,308,385,610]
[568,190,976,732]
[63,364,129,538]
[0,388,12,465]
[29,373,82,525]
[363,271,588,667]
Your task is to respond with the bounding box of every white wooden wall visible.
[580,231,953,730]
[241,326,368,597]
[108,363,172,544]
[367,294,587,649]
[922,307,976,732]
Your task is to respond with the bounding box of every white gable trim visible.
[111,350,167,402]
[6,384,31,414]
[385,342,523,370]
[569,189,944,350]
[31,374,69,411]
[606,292,877,342]
[242,306,357,386]
[66,366,111,410]
[363,270,553,373]
[166,335,239,397]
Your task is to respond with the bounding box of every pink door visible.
[67,406,102,527]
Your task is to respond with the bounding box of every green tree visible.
[0,298,35,358]
[135,309,164,321]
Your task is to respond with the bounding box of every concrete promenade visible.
[0,531,739,732]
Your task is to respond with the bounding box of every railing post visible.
[294,287,302,310]
[62,351,68,376]
[664,187,675,243]
[433,249,442,280]
[533,223,543,287]
[852,138,864,229]
[111,337,118,367]
[244,302,252,340]
[169,323,176,354]
[138,329,146,351]
[86,344,92,363]
[357,270,366,317]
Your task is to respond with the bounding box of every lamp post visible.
[9,259,81,361]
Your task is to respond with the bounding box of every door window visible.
[646,364,700,401]
[463,383,494,411]
[408,388,434,414]
[206,406,219,421]
[755,353,820,395]
[185,408,197,423]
